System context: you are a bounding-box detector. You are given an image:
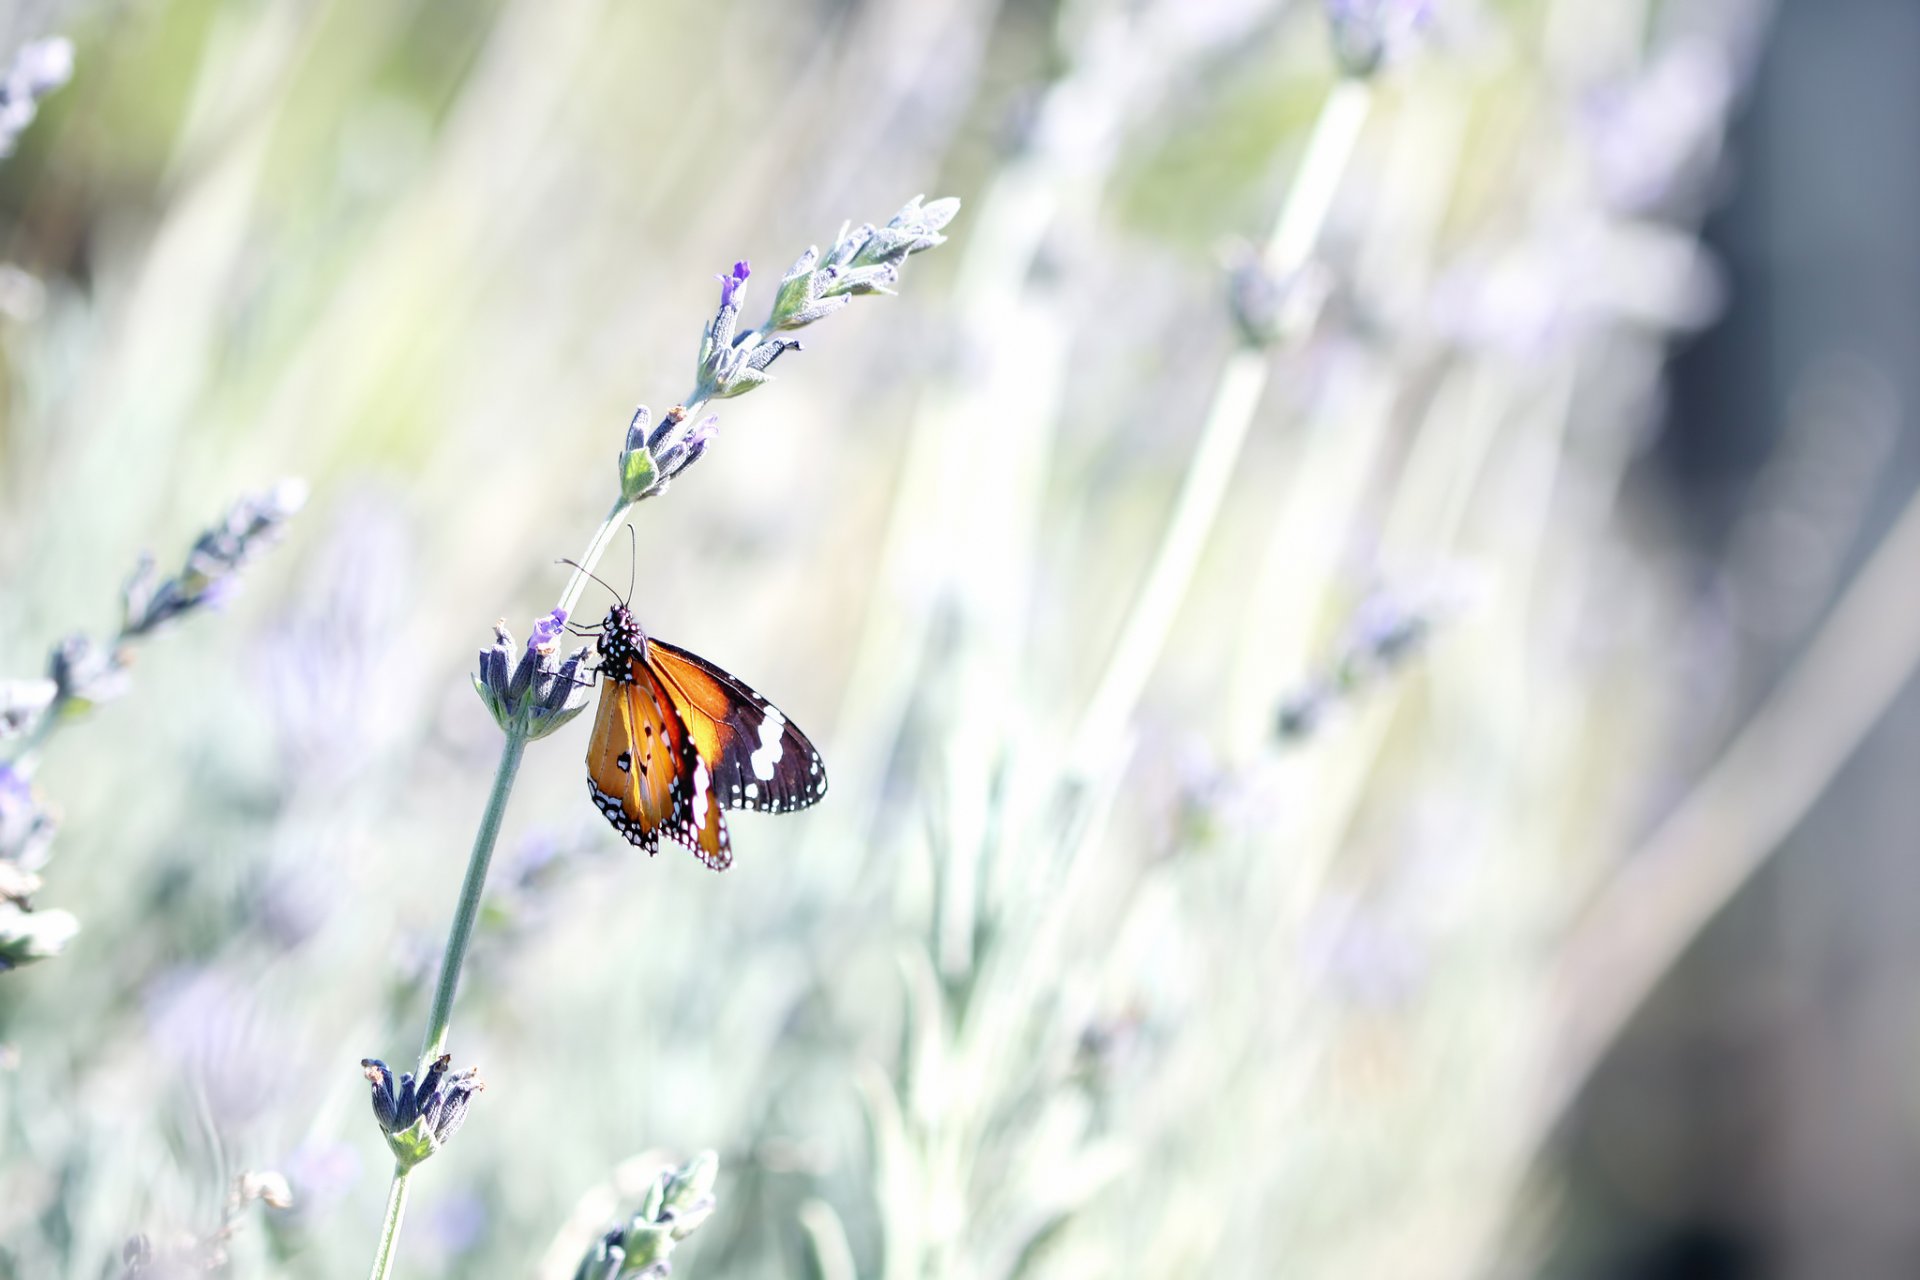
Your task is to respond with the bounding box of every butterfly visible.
[584,601,827,870]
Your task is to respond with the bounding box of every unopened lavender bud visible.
[744,337,801,373]
[825,222,873,272]
[361,1059,400,1131]
[820,262,899,298]
[625,405,653,453]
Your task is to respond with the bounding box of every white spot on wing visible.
[690,759,711,828]
[748,705,786,781]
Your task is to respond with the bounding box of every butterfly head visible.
[596,603,648,679]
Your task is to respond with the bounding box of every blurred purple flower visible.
[717,259,750,309]
[415,1190,488,1261]
[255,491,417,787]
[1583,44,1734,216]
[281,1140,363,1218]
[144,967,282,1122]
[1300,893,1426,1008]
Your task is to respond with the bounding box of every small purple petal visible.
[527,608,568,653]
[717,259,751,309]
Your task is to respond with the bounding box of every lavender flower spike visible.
[691,194,961,404]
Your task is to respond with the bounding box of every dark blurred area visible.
[1563,0,1920,1274]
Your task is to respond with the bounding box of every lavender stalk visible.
[361,194,960,1280]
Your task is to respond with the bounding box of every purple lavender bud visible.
[716,259,750,309]
[528,608,568,653]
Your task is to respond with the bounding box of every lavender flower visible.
[0,37,73,159]
[529,607,568,651]
[572,1152,719,1280]
[715,259,750,309]
[1276,585,1457,741]
[473,614,592,740]
[692,194,959,402]
[121,480,308,639]
[361,1054,485,1169]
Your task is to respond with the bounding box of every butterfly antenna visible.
[624,524,637,604]
[557,557,624,605]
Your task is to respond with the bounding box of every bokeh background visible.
[1,0,1913,1277]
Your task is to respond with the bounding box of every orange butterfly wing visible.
[585,661,731,867]
[645,639,828,817]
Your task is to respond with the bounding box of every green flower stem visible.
[365,725,526,1280]
[555,393,713,621]
[557,498,637,621]
[1067,76,1373,773]
[367,1163,412,1280]
[420,724,528,1062]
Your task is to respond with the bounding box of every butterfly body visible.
[585,603,826,870]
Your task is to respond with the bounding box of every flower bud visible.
[360,1054,485,1170]
[473,614,592,741]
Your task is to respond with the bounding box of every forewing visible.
[646,639,828,815]
[585,665,691,854]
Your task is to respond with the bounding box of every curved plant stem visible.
[364,725,527,1279]
[557,498,637,621]
[421,725,528,1062]
[366,1163,412,1280]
